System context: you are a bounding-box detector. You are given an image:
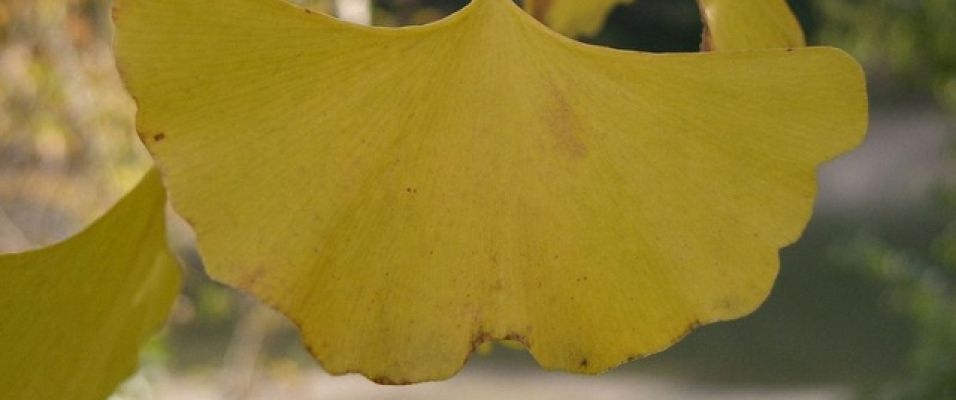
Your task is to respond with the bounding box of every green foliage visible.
[819,0,956,111]
[840,236,956,399]
[821,2,956,397]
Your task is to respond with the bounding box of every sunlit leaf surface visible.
[699,0,806,51]
[0,169,181,400]
[114,0,867,384]
[523,0,633,38]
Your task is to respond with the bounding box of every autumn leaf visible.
[0,169,181,400]
[114,0,868,384]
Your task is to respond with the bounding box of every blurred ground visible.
[818,103,954,217]
[145,369,851,400]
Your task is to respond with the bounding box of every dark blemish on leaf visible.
[786,48,794,52]
[304,8,313,14]
[579,358,589,368]
[240,267,268,288]
[110,4,121,23]
[153,133,166,142]
[372,376,412,386]
[470,331,493,351]
[503,333,529,347]
[405,187,417,194]
[676,320,703,341]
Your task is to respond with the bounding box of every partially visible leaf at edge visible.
[0,169,181,400]
[699,0,806,51]
[524,0,634,38]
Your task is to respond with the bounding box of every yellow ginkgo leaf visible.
[524,0,633,37]
[0,169,181,400]
[699,0,806,51]
[114,0,867,384]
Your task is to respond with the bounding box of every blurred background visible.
[0,0,953,399]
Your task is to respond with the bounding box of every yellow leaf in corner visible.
[699,0,806,51]
[0,169,181,400]
[524,0,633,37]
[114,0,867,384]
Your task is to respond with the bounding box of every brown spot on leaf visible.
[579,358,589,368]
[502,333,529,347]
[153,133,166,142]
[543,90,587,158]
[239,267,267,288]
[110,4,121,23]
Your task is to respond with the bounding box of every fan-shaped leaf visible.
[114,0,867,384]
